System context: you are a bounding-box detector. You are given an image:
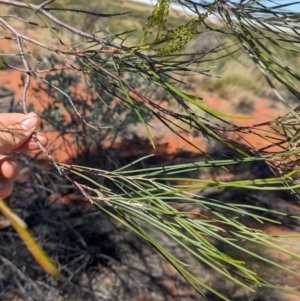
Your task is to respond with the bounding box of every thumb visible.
[0,113,40,152]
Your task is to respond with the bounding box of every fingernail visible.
[20,113,39,130]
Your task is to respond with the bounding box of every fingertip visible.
[0,113,41,153]
[0,178,13,199]
[20,113,40,131]
[1,159,20,179]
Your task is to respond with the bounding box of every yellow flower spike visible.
[0,198,61,278]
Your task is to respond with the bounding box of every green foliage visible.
[139,0,215,54]
[156,20,199,55]
[63,153,300,299]
[145,0,171,31]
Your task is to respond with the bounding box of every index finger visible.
[0,113,26,129]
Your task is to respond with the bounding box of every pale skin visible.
[0,112,48,199]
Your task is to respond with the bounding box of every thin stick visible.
[0,0,122,50]
[37,0,55,11]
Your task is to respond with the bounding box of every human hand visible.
[0,112,48,198]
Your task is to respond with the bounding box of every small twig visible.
[0,17,31,113]
[0,57,87,73]
[0,0,122,50]
[0,58,24,71]
[14,277,35,301]
[2,15,59,31]
[44,7,131,18]
[36,0,55,12]
[0,36,16,41]
[0,255,43,295]
[7,32,117,55]
[31,69,111,130]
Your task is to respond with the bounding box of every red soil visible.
[0,33,289,161]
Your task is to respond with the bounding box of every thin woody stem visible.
[37,0,55,11]
[0,33,117,55]
[0,17,31,113]
[0,0,122,50]
[2,15,59,30]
